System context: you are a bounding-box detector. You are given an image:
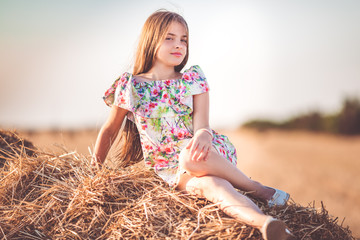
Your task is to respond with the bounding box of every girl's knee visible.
[178,148,189,171]
[179,147,190,167]
[179,148,203,176]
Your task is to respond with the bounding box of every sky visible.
[1,0,360,130]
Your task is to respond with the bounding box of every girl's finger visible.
[196,150,205,161]
[190,143,199,160]
[199,146,210,161]
[192,148,200,161]
[195,145,206,161]
[203,146,210,161]
[186,138,194,149]
[192,144,204,161]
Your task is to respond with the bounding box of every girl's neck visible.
[142,63,180,81]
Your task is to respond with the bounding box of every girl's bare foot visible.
[261,217,294,240]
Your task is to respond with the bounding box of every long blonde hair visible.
[118,10,189,167]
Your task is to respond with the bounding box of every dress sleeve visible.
[103,72,139,111]
[182,65,210,96]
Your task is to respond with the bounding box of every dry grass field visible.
[18,127,360,238]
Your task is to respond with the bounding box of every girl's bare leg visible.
[177,173,269,228]
[177,156,294,240]
[179,148,276,201]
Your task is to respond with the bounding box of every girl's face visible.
[155,21,188,69]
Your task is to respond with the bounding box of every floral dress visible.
[103,65,237,187]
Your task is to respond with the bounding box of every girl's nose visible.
[175,40,183,49]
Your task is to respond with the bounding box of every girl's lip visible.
[171,52,182,56]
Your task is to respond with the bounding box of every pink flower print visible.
[161,92,169,103]
[183,73,192,82]
[142,124,148,130]
[154,158,169,169]
[156,161,167,167]
[191,72,199,79]
[104,89,111,96]
[144,144,153,151]
[118,76,129,89]
[149,102,158,109]
[200,83,209,92]
[179,85,187,95]
[165,80,171,86]
[163,135,172,144]
[156,146,162,153]
[160,144,175,155]
[177,129,187,140]
[165,146,174,154]
[151,87,160,97]
[119,96,126,104]
[177,131,184,140]
[219,147,226,155]
[168,98,174,105]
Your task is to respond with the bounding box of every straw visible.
[0,130,355,239]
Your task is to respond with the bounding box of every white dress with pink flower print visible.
[103,65,237,188]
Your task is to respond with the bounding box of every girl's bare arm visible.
[186,92,212,161]
[92,106,128,165]
[192,92,210,131]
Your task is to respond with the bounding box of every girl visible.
[93,10,293,240]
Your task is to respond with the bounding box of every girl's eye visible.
[165,37,173,40]
[181,39,187,43]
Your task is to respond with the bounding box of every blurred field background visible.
[1,0,360,238]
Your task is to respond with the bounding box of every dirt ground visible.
[19,128,360,238]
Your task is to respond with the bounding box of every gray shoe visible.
[268,189,290,207]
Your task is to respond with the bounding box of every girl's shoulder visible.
[181,65,207,88]
[133,72,183,83]
[183,65,205,76]
[132,65,206,84]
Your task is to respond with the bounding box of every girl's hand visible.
[186,129,213,161]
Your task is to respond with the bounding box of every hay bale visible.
[0,130,36,168]
[0,131,355,239]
